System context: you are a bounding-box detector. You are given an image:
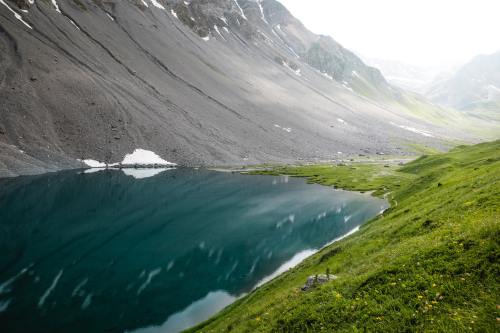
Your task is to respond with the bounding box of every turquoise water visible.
[0,168,387,333]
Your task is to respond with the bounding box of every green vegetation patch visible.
[250,161,413,199]
[188,141,500,332]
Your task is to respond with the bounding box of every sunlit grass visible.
[187,141,500,332]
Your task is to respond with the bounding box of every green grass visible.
[392,93,500,141]
[404,143,445,155]
[187,141,500,332]
[249,162,412,199]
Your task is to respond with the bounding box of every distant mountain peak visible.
[426,49,500,115]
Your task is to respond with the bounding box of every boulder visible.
[301,274,337,291]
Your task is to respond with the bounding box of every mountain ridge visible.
[426,49,500,119]
[0,0,489,177]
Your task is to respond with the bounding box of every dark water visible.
[0,168,387,333]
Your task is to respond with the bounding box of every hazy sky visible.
[279,0,500,68]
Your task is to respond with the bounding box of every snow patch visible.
[202,35,210,42]
[106,13,114,21]
[69,19,80,30]
[337,118,347,124]
[150,0,164,10]
[286,45,300,59]
[51,0,61,13]
[141,0,149,7]
[322,72,333,80]
[82,159,107,168]
[274,124,292,133]
[170,9,177,19]
[214,25,225,40]
[0,0,32,29]
[81,149,175,169]
[390,122,434,137]
[342,81,353,92]
[233,0,247,20]
[121,149,176,166]
[351,70,360,79]
[257,0,268,24]
[488,84,500,92]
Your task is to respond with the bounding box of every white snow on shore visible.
[81,149,176,169]
[82,159,107,168]
[170,9,177,18]
[122,149,176,165]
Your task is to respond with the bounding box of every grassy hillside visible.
[404,98,500,141]
[188,141,500,332]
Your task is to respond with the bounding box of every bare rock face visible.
[0,0,472,177]
[14,0,30,10]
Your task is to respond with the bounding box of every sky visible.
[278,0,500,68]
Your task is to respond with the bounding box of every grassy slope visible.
[394,93,500,141]
[188,141,500,332]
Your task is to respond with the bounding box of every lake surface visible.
[0,168,387,333]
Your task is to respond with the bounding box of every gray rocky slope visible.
[0,0,481,177]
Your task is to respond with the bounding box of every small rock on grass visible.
[302,274,337,291]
